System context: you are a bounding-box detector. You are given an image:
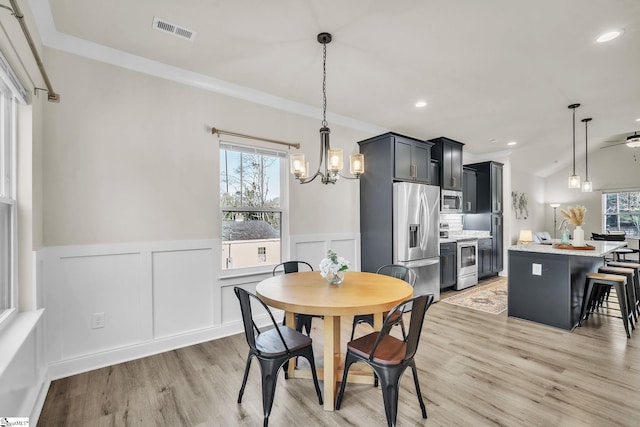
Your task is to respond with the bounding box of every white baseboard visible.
[46,313,273,381]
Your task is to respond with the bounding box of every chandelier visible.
[290,33,364,184]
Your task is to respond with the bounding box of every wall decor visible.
[512,191,529,219]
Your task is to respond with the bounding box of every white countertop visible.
[440,230,492,244]
[508,240,626,258]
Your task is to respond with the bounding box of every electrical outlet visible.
[92,312,105,329]
[532,263,542,276]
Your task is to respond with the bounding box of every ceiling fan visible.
[600,131,640,149]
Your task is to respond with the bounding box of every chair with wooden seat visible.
[272,261,318,335]
[579,273,631,338]
[598,266,637,324]
[336,293,435,427]
[607,261,640,317]
[350,264,417,341]
[234,287,323,427]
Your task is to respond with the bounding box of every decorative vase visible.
[560,227,571,245]
[327,270,345,285]
[572,225,585,247]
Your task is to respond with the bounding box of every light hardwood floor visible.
[38,276,640,426]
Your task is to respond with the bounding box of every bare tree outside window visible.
[604,191,640,236]
[220,146,284,270]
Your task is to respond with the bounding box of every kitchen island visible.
[508,240,626,330]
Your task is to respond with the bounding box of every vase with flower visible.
[560,205,587,247]
[319,249,350,285]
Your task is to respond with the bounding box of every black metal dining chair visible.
[272,261,318,335]
[336,293,435,427]
[350,264,417,341]
[234,287,323,427]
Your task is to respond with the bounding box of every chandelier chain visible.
[322,40,327,128]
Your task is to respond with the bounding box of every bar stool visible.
[614,248,634,261]
[607,261,640,319]
[580,273,631,339]
[598,266,637,325]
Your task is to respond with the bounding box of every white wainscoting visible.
[0,310,47,422]
[41,233,360,381]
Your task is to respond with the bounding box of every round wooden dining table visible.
[256,271,414,411]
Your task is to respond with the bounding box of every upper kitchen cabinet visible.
[429,137,464,191]
[465,161,503,213]
[462,166,476,213]
[358,132,434,184]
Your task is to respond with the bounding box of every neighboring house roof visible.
[222,220,279,241]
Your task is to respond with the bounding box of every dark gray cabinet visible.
[430,137,464,191]
[490,214,504,273]
[429,160,440,187]
[463,160,504,277]
[393,134,432,183]
[440,242,457,288]
[462,166,476,213]
[478,237,493,279]
[357,132,434,273]
[466,161,503,214]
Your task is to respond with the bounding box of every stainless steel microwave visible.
[441,189,463,213]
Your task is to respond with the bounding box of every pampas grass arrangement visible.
[560,205,586,226]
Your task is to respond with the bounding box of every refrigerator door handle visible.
[419,191,429,251]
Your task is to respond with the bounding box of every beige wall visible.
[544,144,640,237]
[41,48,369,247]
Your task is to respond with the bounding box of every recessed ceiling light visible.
[635,118,640,122]
[596,30,622,43]
[507,141,517,146]
[415,101,427,108]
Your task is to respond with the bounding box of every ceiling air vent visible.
[152,17,196,41]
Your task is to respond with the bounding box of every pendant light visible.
[581,117,593,192]
[290,33,364,184]
[567,103,581,189]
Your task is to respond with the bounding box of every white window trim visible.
[601,189,640,235]
[218,140,290,279]
[0,50,24,330]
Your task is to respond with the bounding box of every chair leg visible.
[579,279,596,326]
[377,366,404,427]
[409,360,427,419]
[238,353,253,403]
[336,352,357,410]
[301,347,323,405]
[258,358,281,427]
[613,283,631,338]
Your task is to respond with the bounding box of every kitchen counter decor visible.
[552,243,595,250]
[560,205,587,247]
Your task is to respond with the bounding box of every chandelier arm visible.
[298,171,323,184]
[337,172,359,180]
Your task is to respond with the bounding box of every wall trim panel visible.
[40,233,360,378]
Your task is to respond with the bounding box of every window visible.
[603,190,640,237]
[258,246,267,263]
[0,55,22,323]
[220,143,286,270]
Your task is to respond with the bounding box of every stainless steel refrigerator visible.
[393,182,441,301]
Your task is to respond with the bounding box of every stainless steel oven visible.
[456,237,478,290]
[441,189,462,213]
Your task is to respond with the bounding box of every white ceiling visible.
[32,0,640,176]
